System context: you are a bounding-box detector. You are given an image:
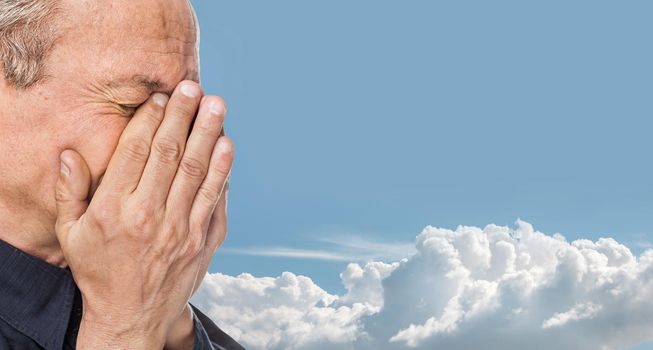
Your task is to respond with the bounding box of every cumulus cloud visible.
[191,221,653,350]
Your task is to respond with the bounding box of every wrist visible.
[164,303,196,350]
[77,319,166,349]
[77,305,168,349]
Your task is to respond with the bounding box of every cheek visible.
[39,114,128,219]
[76,118,130,196]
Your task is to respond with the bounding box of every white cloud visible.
[221,247,354,262]
[221,233,415,262]
[191,221,653,350]
[541,302,602,329]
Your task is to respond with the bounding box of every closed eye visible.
[116,99,149,116]
[117,103,140,116]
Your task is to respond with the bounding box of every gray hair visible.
[0,0,60,89]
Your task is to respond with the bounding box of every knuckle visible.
[160,223,178,241]
[161,215,188,240]
[88,205,119,229]
[54,184,70,203]
[130,204,156,235]
[195,184,220,207]
[121,138,151,162]
[154,137,182,163]
[139,105,165,125]
[196,120,222,138]
[213,160,231,178]
[179,155,207,179]
[192,218,210,237]
[180,232,204,259]
[166,102,196,121]
[147,239,176,266]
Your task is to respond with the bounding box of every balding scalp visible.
[0,0,60,89]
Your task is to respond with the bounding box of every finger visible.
[189,136,233,246]
[135,81,202,206]
[192,179,229,296]
[166,96,226,219]
[54,149,92,240]
[95,93,169,197]
[206,175,229,254]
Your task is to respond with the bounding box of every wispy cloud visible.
[222,233,415,262]
[221,247,354,262]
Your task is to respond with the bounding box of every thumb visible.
[54,149,92,240]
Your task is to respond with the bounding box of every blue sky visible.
[189,2,653,348]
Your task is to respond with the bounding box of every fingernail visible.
[209,101,225,116]
[152,93,168,107]
[60,159,70,177]
[180,83,200,98]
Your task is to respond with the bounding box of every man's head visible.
[0,0,200,240]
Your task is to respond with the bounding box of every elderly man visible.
[0,0,244,349]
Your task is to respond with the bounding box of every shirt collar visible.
[0,239,76,350]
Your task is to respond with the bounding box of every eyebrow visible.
[101,74,167,95]
[102,70,199,97]
[131,75,166,93]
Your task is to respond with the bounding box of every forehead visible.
[60,0,199,94]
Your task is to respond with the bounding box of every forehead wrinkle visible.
[141,33,197,59]
[140,24,196,48]
[144,1,197,44]
[134,49,200,87]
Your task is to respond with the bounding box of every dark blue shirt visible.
[0,239,244,350]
